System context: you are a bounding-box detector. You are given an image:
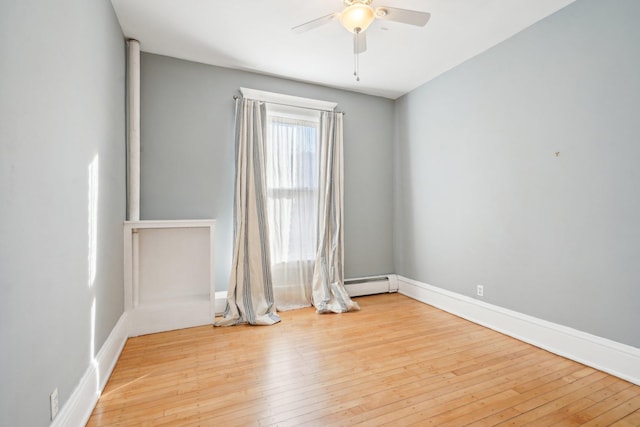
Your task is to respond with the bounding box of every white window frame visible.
[239,87,337,112]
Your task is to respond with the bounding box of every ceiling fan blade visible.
[375,7,431,26]
[292,12,339,34]
[354,31,367,54]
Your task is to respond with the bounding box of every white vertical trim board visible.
[126,39,141,222]
[398,276,640,386]
[51,312,129,427]
[215,291,228,315]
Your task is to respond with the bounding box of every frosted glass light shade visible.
[339,3,375,33]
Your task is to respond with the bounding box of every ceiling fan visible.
[292,0,431,81]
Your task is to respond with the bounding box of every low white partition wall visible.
[123,219,216,336]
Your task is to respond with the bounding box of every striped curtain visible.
[311,112,360,313]
[215,99,281,326]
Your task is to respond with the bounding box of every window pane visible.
[265,114,319,308]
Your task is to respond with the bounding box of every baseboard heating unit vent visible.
[344,275,398,297]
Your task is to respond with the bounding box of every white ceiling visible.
[110,0,576,99]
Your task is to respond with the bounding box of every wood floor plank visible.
[610,409,640,427]
[86,293,640,426]
[580,395,640,427]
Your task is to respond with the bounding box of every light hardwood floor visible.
[87,293,640,426]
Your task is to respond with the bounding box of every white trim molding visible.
[51,312,129,427]
[239,87,337,111]
[398,276,640,386]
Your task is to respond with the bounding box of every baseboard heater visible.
[344,274,398,297]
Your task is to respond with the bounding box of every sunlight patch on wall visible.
[88,154,99,287]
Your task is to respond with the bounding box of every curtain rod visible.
[233,95,345,115]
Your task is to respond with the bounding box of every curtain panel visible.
[216,99,281,326]
[311,112,360,313]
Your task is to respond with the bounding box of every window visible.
[264,105,321,309]
[238,87,338,310]
[266,111,319,264]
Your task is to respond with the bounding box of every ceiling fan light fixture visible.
[339,3,375,33]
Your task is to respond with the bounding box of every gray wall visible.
[0,0,126,425]
[394,0,640,347]
[140,53,395,289]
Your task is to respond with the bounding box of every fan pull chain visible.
[353,28,360,82]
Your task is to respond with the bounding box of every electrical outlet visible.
[476,285,484,297]
[50,388,59,420]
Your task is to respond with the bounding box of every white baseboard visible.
[398,276,640,386]
[51,312,129,427]
[128,298,212,337]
